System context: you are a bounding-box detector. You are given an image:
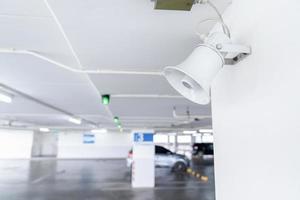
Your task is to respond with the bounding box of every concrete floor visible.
[0,159,215,200]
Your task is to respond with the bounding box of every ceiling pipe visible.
[0,119,210,132]
[44,0,83,70]
[0,48,163,76]
[0,125,211,133]
[172,106,211,120]
[111,94,183,98]
[0,125,110,132]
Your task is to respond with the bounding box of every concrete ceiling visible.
[0,0,230,131]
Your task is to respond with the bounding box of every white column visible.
[131,130,155,188]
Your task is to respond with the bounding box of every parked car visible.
[192,143,214,157]
[127,145,190,173]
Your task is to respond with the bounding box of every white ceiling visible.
[46,0,229,71]
[0,0,230,131]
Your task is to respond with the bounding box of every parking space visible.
[0,159,215,200]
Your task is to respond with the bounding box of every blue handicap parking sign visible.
[134,132,153,143]
[134,133,142,142]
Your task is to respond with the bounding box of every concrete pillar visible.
[31,131,58,157]
[174,134,178,152]
[191,134,196,144]
[131,130,155,188]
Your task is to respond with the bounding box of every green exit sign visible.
[101,94,110,105]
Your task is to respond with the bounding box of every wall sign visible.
[133,132,154,143]
[83,133,95,144]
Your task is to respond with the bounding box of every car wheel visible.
[172,162,187,173]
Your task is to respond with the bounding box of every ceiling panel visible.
[89,74,178,95]
[0,54,86,85]
[0,16,79,68]
[0,96,58,115]
[109,97,211,117]
[0,54,109,126]
[0,0,51,17]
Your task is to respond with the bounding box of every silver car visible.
[127,145,190,173]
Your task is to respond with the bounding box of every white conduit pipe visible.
[111,94,183,98]
[0,48,163,76]
[172,106,211,120]
[44,0,84,69]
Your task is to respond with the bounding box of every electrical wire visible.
[207,1,231,38]
[196,0,231,38]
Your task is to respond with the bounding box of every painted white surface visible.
[57,132,132,158]
[0,129,33,159]
[132,144,155,188]
[211,1,300,200]
[46,0,230,71]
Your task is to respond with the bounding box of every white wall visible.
[57,131,132,159]
[0,129,33,159]
[212,1,300,200]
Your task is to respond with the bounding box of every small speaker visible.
[154,0,194,11]
[163,44,224,105]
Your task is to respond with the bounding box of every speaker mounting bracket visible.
[216,43,252,65]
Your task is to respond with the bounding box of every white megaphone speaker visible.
[163,30,251,105]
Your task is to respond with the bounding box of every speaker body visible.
[164,44,224,104]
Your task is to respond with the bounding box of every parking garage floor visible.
[0,159,215,200]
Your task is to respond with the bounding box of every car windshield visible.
[129,146,173,155]
[155,146,172,154]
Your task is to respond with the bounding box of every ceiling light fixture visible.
[198,129,213,133]
[0,91,13,103]
[68,117,82,125]
[113,117,120,124]
[163,0,251,105]
[183,130,197,134]
[113,116,123,131]
[91,128,108,133]
[39,127,50,132]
